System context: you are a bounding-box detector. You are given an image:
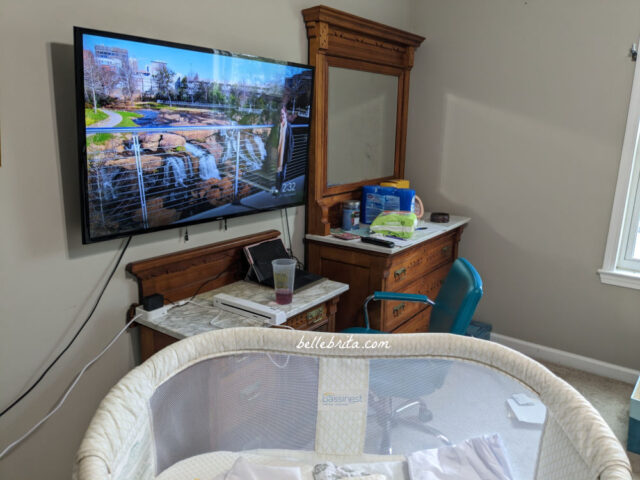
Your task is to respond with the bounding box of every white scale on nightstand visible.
[212,293,286,326]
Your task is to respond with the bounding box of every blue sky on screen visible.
[83,34,308,87]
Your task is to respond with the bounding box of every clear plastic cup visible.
[272,258,296,305]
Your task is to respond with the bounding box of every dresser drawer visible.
[423,233,456,273]
[384,233,456,291]
[285,303,327,330]
[382,263,451,332]
[421,262,451,300]
[382,275,429,332]
[385,247,429,291]
[392,308,431,333]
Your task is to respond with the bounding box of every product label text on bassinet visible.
[321,392,364,409]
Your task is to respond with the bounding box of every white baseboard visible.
[491,333,640,385]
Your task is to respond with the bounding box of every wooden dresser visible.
[301,7,466,333]
[306,217,468,332]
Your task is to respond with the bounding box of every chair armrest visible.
[361,292,435,332]
[373,291,435,305]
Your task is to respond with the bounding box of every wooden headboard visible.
[126,230,281,304]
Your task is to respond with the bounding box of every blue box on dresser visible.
[629,376,640,454]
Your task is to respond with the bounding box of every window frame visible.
[599,45,640,289]
[619,164,640,269]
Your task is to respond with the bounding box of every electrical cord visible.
[189,270,227,301]
[163,270,227,306]
[283,208,303,268]
[155,271,229,323]
[283,207,294,256]
[0,235,132,419]
[266,352,291,369]
[167,300,218,314]
[266,325,294,368]
[0,312,142,459]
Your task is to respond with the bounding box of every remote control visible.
[361,236,395,248]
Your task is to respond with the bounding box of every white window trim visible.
[599,44,640,289]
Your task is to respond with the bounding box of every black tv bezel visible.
[73,26,313,244]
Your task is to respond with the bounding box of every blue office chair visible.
[342,258,483,454]
[342,257,483,335]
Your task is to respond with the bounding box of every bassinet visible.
[73,328,631,480]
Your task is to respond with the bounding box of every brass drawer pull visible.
[392,303,406,317]
[394,267,407,280]
[306,306,325,324]
[441,245,451,254]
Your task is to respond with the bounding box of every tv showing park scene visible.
[75,28,313,243]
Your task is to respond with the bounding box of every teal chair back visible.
[429,257,483,335]
[342,257,483,335]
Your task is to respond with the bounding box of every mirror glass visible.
[327,67,397,187]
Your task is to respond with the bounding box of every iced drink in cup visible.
[272,258,296,305]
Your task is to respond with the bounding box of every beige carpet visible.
[540,361,639,479]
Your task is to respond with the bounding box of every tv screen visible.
[74,27,313,243]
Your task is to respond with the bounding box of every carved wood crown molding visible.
[302,5,424,50]
[330,29,405,54]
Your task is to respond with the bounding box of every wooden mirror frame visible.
[302,5,424,235]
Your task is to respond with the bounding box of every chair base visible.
[372,396,451,455]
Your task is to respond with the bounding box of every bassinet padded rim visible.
[74,327,632,480]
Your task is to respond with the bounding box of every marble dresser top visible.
[135,278,349,340]
[306,214,470,254]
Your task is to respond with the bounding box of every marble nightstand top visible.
[135,278,349,339]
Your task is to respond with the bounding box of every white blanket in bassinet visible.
[213,457,303,480]
[407,434,513,480]
[204,434,512,480]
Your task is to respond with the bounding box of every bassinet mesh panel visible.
[149,352,544,478]
[364,358,544,479]
[150,353,319,474]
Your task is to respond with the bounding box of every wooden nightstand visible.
[126,230,348,361]
[134,279,347,361]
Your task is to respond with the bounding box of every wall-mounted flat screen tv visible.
[74,27,313,243]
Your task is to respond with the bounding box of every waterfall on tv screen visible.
[184,142,221,180]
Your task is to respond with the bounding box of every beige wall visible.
[3,0,639,477]
[406,0,640,369]
[0,1,411,478]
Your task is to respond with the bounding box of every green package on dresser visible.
[370,211,418,239]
